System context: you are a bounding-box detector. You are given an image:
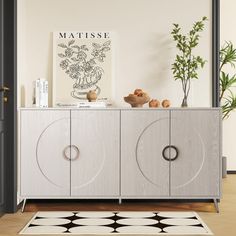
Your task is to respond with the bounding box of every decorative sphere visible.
[162,99,171,108]
[149,99,160,108]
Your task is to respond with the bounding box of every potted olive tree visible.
[171,17,207,107]
[220,41,236,177]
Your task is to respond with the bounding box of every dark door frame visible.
[1,0,219,213]
[5,0,17,213]
[0,0,17,213]
[212,0,220,107]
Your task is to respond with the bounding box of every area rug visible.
[19,211,213,235]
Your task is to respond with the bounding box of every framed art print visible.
[53,31,113,105]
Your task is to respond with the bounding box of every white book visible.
[32,81,36,106]
[78,101,107,108]
[56,101,109,108]
[35,79,40,107]
[39,80,43,107]
[43,80,48,107]
[56,103,79,107]
[41,80,48,107]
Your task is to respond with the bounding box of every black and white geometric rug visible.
[19,211,213,235]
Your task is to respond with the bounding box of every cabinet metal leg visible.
[119,198,122,204]
[213,199,219,213]
[21,199,27,213]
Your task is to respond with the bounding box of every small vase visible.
[181,97,188,107]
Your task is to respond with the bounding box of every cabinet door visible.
[20,110,70,197]
[170,110,220,197]
[121,110,170,197]
[71,110,119,196]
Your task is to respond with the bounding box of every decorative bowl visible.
[124,95,150,107]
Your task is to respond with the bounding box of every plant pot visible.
[222,156,227,178]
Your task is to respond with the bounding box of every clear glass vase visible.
[181,97,188,107]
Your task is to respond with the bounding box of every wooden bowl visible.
[124,95,150,107]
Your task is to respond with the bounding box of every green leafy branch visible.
[220,41,236,119]
[171,16,207,103]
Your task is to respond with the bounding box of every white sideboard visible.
[19,108,221,211]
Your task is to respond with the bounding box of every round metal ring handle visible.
[63,145,80,161]
[162,145,179,161]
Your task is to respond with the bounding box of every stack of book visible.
[56,101,111,108]
[33,78,48,107]
[78,101,108,108]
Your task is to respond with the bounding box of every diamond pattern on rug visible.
[19,211,213,235]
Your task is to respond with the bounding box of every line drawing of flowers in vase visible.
[57,39,111,100]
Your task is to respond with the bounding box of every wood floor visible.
[0,175,236,235]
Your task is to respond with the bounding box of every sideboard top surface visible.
[18,107,221,111]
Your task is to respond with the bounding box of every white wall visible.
[17,0,212,108]
[221,0,236,170]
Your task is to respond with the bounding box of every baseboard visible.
[21,199,218,204]
[227,171,236,174]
